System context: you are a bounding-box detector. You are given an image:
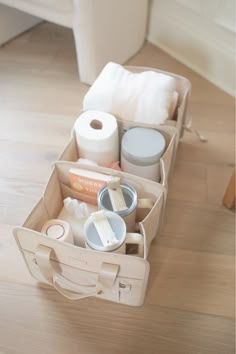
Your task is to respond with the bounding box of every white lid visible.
[45,224,65,240]
[121,128,166,166]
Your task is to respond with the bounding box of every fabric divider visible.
[19,161,166,262]
[58,124,177,190]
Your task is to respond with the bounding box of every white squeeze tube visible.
[58,197,98,247]
[74,110,119,167]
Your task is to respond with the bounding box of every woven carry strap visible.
[35,245,119,300]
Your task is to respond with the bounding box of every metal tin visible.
[98,183,137,232]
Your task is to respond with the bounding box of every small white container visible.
[41,219,74,244]
[121,128,166,182]
[84,211,127,253]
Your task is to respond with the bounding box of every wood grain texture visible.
[223,168,236,209]
[0,178,44,224]
[0,22,235,354]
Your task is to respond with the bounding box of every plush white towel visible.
[83,62,178,125]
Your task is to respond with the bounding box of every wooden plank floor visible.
[0,23,235,354]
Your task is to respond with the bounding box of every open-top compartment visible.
[60,119,177,190]
[13,162,165,306]
[58,66,191,189]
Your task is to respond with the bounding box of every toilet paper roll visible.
[74,110,119,167]
[41,219,74,244]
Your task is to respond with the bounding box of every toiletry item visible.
[69,168,113,204]
[74,110,119,167]
[98,181,137,232]
[41,219,73,244]
[121,128,166,182]
[84,210,126,253]
[58,197,97,247]
[83,62,178,124]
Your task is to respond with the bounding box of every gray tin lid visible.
[121,128,166,166]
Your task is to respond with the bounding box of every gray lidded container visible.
[121,127,166,182]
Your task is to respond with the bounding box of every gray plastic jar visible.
[121,127,166,182]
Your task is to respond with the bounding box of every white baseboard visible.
[0,4,41,46]
[147,0,235,97]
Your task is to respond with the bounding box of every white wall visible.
[147,0,236,96]
[0,3,41,46]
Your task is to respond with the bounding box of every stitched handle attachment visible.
[35,245,119,300]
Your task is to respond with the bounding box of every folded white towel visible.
[83,62,178,125]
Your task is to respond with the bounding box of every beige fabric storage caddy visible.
[14,162,165,306]
[13,66,191,306]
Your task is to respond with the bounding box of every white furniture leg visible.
[73,0,148,85]
[0,0,148,85]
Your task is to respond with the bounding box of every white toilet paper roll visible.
[74,110,119,167]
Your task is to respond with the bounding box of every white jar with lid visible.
[121,128,166,182]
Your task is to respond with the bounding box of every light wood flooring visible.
[0,22,235,354]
